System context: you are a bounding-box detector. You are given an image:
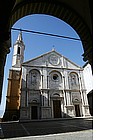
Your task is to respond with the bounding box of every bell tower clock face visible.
[49,54,60,66]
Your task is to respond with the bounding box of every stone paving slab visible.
[4,130,93,140]
[0,117,93,139]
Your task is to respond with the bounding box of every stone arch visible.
[52,93,60,98]
[28,68,42,75]
[73,97,80,103]
[0,0,92,103]
[49,70,62,80]
[29,98,39,104]
[49,70,62,89]
[8,0,92,65]
[49,70,62,74]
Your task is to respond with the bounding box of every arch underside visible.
[9,1,92,63]
[0,0,92,105]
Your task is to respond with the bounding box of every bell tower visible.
[12,31,25,70]
[3,31,25,121]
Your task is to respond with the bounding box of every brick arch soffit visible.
[7,0,92,57]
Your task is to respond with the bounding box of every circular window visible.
[52,74,59,81]
[49,54,60,65]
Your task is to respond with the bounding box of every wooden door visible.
[31,106,38,119]
[75,105,80,117]
[53,100,62,118]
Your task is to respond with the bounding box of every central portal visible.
[75,105,81,117]
[53,100,62,118]
[31,106,38,119]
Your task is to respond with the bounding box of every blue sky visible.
[0,14,85,117]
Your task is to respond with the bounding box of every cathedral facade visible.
[20,49,90,120]
[3,32,90,121]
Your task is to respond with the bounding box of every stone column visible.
[62,76,67,105]
[82,41,93,72]
[0,37,10,104]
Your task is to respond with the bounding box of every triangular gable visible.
[22,50,82,69]
[22,50,54,65]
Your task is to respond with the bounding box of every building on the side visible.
[3,32,25,121]
[83,63,93,116]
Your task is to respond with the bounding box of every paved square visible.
[0,117,93,139]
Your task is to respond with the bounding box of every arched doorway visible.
[53,100,62,118]
[74,104,81,117]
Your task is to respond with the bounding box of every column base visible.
[82,105,91,117]
[65,105,75,118]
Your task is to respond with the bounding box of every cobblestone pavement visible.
[0,117,93,139]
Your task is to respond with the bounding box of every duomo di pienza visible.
[3,32,91,121]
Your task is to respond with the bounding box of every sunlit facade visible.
[20,49,90,120]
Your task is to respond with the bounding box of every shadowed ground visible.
[0,117,93,139]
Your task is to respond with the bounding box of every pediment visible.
[22,50,82,69]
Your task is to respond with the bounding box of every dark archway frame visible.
[8,0,92,65]
[0,0,92,104]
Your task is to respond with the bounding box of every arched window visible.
[52,74,59,81]
[28,69,41,88]
[49,71,62,89]
[17,47,20,54]
[69,72,79,89]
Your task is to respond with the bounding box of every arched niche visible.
[28,69,41,89]
[69,72,80,90]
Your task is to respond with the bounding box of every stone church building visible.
[3,32,90,121]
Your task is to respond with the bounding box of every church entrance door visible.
[31,106,38,119]
[75,105,80,117]
[53,100,62,118]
